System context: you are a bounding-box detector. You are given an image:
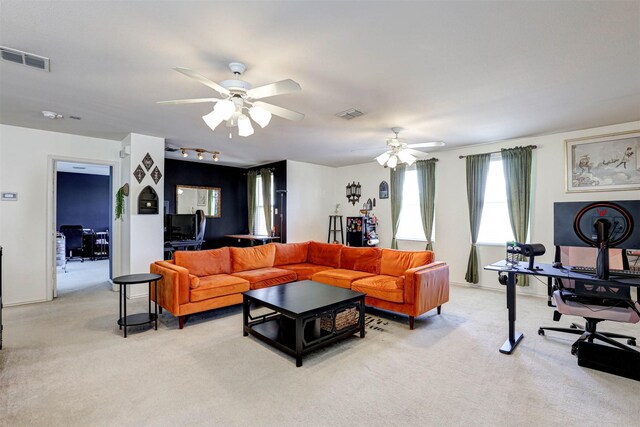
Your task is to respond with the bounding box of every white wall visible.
[119,133,165,297]
[332,121,640,297]
[0,125,121,305]
[286,161,337,242]
[334,163,392,247]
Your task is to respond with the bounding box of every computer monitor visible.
[166,214,196,241]
[554,200,640,279]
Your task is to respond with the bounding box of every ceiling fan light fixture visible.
[181,149,188,158]
[386,155,398,169]
[397,150,416,166]
[214,99,236,120]
[375,151,391,166]
[238,114,254,137]
[249,106,272,128]
[202,109,225,130]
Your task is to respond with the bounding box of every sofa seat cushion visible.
[231,267,297,290]
[352,275,404,303]
[277,263,334,281]
[380,249,434,277]
[273,242,309,266]
[230,245,276,273]
[190,274,250,303]
[311,269,374,289]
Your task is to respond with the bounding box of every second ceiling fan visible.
[158,62,304,137]
[375,128,444,168]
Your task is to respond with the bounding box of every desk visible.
[225,234,280,246]
[163,239,205,260]
[484,260,640,355]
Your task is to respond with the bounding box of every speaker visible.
[576,341,640,381]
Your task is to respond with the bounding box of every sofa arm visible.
[404,261,450,314]
[149,261,191,314]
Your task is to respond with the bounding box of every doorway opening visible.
[54,160,113,296]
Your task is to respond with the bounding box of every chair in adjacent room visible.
[538,246,639,355]
[59,225,84,263]
[194,209,206,250]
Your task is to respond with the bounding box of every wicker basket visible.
[320,307,358,332]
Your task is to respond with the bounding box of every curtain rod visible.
[458,145,537,159]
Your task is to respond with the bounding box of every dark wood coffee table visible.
[243,280,365,367]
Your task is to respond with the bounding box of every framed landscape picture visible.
[565,130,640,192]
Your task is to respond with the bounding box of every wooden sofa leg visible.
[159,306,163,314]
[409,316,415,330]
[178,316,185,329]
[437,305,442,315]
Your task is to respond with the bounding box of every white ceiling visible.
[1,1,639,168]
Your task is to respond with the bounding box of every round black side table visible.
[113,273,162,338]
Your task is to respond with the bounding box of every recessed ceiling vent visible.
[1,46,50,71]
[336,108,365,120]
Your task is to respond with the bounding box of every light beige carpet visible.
[1,280,638,426]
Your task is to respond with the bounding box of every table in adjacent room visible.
[112,273,162,338]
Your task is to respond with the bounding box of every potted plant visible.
[115,183,129,220]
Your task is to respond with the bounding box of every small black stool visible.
[112,273,161,338]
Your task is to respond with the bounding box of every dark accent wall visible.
[57,172,110,232]
[164,159,248,248]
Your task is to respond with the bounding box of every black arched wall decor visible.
[138,185,159,214]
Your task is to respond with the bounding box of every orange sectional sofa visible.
[150,241,449,329]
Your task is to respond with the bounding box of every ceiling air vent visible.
[1,46,50,71]
[335,108,365,120]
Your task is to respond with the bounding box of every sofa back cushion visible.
[340,246,381,274]
[307,241,342,268]
[380,249,434,277]
[230,244,276,272]
[174,247,231,277]
[273,242,309,266]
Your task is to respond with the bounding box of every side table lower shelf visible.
[117,313,158,328]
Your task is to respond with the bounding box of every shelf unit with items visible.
[346,215,378,247]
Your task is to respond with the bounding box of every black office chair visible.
[195,210,206,250]
[538,246,638,355]
[60,225,84,262]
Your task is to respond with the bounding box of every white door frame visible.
[46,155,121,300]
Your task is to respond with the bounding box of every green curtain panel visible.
[465,153,491,284]
[416,159,437,250]
[502,146,533,286]
[390,165,406,249]
[247,170,258,234]
[260,168,273,235]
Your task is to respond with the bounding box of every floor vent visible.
[1,46,50,71]
[335,108,365,120]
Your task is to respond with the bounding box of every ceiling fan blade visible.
[246,79,301,100]
[406,141,445,148]
[404,148,431,157]
[157,97,222,105]
[253,101,305,121]
[173,67,230,96]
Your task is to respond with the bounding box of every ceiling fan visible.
[157,62,304,137]
[375,127,444,168]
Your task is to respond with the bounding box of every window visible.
[396,169,434,241]
[477,157,515,245]
[254,174,274,235]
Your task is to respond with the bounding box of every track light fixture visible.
[178,147,221,162]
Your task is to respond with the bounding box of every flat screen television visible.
[165,214,196,241]
[554,200,640,279]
